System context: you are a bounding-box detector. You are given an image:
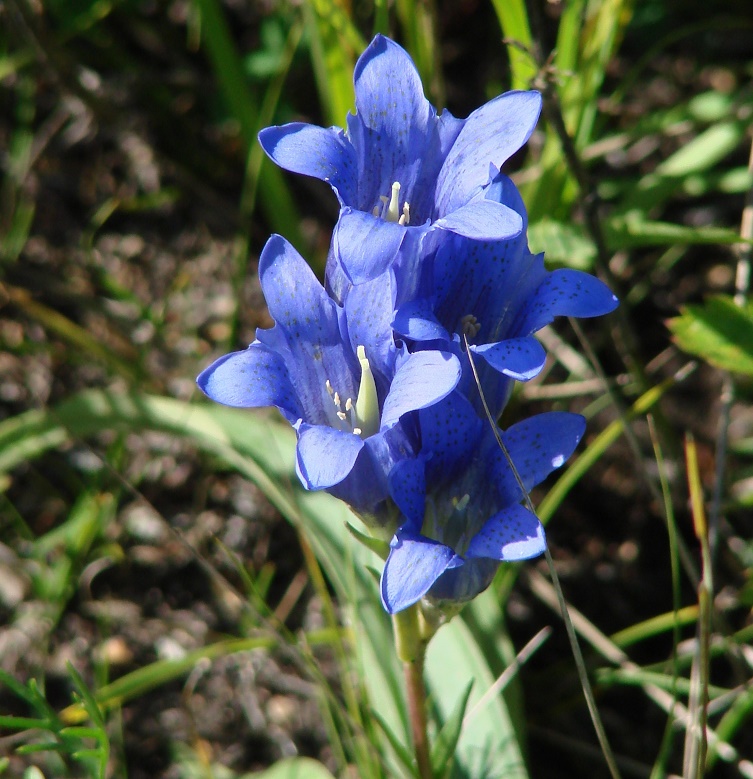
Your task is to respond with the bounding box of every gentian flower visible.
[381,392,586,613]
[392,173,619,419]
[259,34,542,286]
[197,234,462,524]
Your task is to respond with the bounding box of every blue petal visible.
[492,412,586,504]
[381,533,461,613]
[388,457,426,531]
[350,35,435,214]
[258,124,357,206]
[326,429,409,520]
[471,336,547,381]
[419,391,484,481]
[426,557,498,605]
[256,235,357,425]
[295,423,365,490]
[466,504,546,561]
[197,345,302,423]
[342,268,397,378]
[435,90,542,214]
[433,199,523,241]
[380,351,461,430]
[484,172,529,230]
[517,269,620,336]
[392,298,449,342]
[333,208,408,284]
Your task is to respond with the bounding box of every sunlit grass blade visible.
[683,435,712,779]
[646,414,683,779]
[395,0,443,107]
[230,19,306,344]
[3,283,144,386]
[191,0,302,248]
[490,0,536,91]
[305,0,360,126]
[60,633,337,725]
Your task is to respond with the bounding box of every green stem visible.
[393,606,433,779]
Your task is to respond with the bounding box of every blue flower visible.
[259,35,541,285]
[380,392,586,613]
[392,173,620,420]
[197,234,462,523]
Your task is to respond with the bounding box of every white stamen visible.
[326,380,333,396]
[354,345,380,439]
[385,181,401,222]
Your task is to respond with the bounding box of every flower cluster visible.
[198,35,618,614]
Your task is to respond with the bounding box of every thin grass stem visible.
[709,134,753,558]
[462,334,622,779]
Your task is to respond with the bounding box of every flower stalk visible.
[393,605,432,779]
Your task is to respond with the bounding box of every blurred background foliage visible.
[1,0,753,777]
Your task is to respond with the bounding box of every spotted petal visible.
[381,533,462,614]
[295,423,365,490]
[392,298,449,342]
[471,337,547,381]
[491,412,586,504]
[349,35,435,214]
[380,350,461,430]
[517,269,619,336]
[388,456,427,532]
[466,504,546,561]
[433,199,523,241]
[197,345,302,425]
[436,90,542,214]
[258,124,357,206]
[333,208,408,284]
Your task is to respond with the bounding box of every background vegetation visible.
[1,0,753,777]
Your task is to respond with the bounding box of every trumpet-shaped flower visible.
[392,173,619,419]
[259,35,541,285]
[197,235,462,523]
[380,392,585,612]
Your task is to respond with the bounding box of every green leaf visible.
[370,709,417,777]
[430,680,474,779]
[606,215,744,248]
[426,619,528,778]
[345,522,390,560]
[668,296,753,376]
[656,122,746,177]
[528,219,597,269]
[250,757,337,778]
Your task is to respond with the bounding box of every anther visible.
[459,314,481,340]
